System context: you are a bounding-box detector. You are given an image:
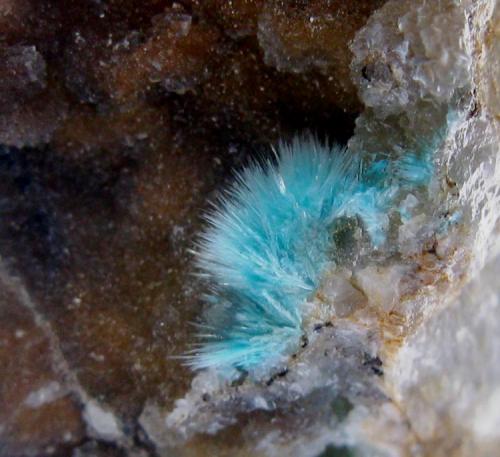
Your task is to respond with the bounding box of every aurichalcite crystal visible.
[188,136,437,377]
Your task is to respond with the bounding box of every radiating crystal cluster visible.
[0,1,498,456]
[155,1,500,456]
[188,129,441,377]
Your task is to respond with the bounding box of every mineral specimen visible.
[0,0,498,457]
[188,133,439,377]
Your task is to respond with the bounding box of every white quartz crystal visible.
[83,400,123,442]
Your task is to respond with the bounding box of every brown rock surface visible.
[0,268,85,457]
[0,1,384,455]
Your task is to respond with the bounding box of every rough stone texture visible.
[0,0,380,152]
[389,253,500,457]
[0,267,85,457]
[0,1,499,457]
